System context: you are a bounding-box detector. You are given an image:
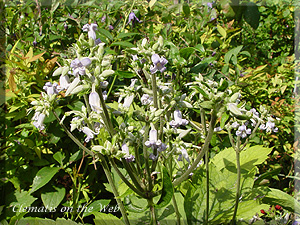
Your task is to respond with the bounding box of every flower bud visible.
[53,67,63,76]
[141,38,147,47]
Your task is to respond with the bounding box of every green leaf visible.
[220,112,230,128]
[149,0,157,8]
[98,28,113,41]
[200,101,214,109]
[124,195,149,213]
[156,167,174,208]
[9,190,37,214]
[236,200,269,221]
[93,212,125,225]
[53,152,65,165]
[217,25,227,39]
[224,46,243,64]
[41,186,65,209]
[111,41,135,48]
[116,32,139,39]
[82,199,111,217]
[30,167,60,193]
[243,2,260,29]
[211,146,272,172]
[116,71,136,78]
[179,47,195,60]
[262,188,300,214]
[183,3,190,17]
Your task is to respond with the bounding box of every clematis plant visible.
[29,22,279,225]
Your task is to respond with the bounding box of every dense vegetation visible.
[1,0,297,224]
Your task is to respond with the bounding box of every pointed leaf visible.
[30,167,60,193]
[156,167,174,208]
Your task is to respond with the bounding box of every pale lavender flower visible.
[127,12,141,25]
[207,2,213,8]
[70,58,91,76]
[236,124,251,138]
[150,54,168,74]
[141,94,153,105]
[214,127,222,132]
[59,75,70,90]
[231,121,239,129]
[102,91,107,101]
[259,119,278,133]
[108,25,114,30]
[145,129,162,149]
[149,153,158,161]
[89,91,102,113]
[132,55,138,61]
[178,148,190,163]
[32,111,46,130]
[80,126,99,142]
[121,143,135,162]
[101,15,106,23]
[43,82,59,95]
[169,110,188,128]
[95,38,102,45]
[82,23,98,40]
[123,95,134,108]
[33,37,37,47]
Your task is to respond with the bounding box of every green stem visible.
[98,86,115,136]
[151,73,158,109]
[172,192,181,225]
[109,158,146,197]
[121,158,145,193]
[53,110,95,157]
[121,0,136,33]
[53,111,129,224]
[205,151,209,224]
[231,138,241,225]
[148,198,158,225]
[102,157,130,225]
[173,111,217,187]
[143,123,152,191]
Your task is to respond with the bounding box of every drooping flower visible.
[95,38,102,45]
[127,12,141,25]
[82,23,98,40]
[231,121,239,129]
[89,91,102,113]
[236,124,251,138]
[80,126,99,143]
[121,143,135,163]
[70,57,92,76]
[123,95,134,108]
[145,129,162,149]
[43,82,59,96]
[259,118,278,133]
[169,110,188,128]
[59,75,70,90]
[150,54,168,74]
[177,148,190,163]
[32,111,46,130]
[141,94,153,105]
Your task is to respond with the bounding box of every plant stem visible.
[148,198,158,225]
[172,194,181,225]
[231,144,241,225]
[102,156,130,225]
[205,150,209,224]
[143,123,152,191]
[109,158,146,197]
[53,111,130,224]
[98,86,115,136]
[173,111,217,187]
